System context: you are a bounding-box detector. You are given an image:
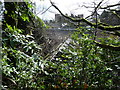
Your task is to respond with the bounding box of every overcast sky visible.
[33,0,120,20]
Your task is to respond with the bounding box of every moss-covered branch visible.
[50,1,120,51]
[50,1,120,31]
[100,3,120,9]
[94,41,120,51]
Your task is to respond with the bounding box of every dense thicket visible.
[2,1,120,89]
[2,1,48,89]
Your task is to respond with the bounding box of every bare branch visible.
[84,0,104,19]
[50,1,120,31]
[50,0,120,51]
[95,0,104,10]
[41,5,52,15]
[36,5,52,15]
[100,3,120,9]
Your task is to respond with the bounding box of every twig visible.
[50,0,120,31]
[37,5,52,15]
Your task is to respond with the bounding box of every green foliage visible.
[2,22,48,89]
[2,1,48,89]
[44,27,120,89]
[2,1,120,89]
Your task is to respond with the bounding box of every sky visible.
[33,0,120,20]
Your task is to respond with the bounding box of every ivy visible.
[2,1,120,89]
